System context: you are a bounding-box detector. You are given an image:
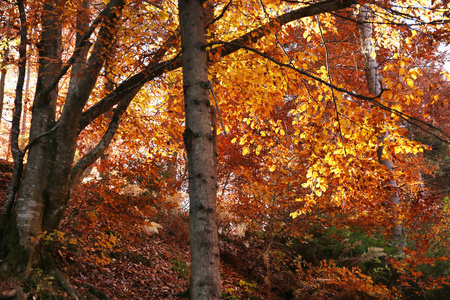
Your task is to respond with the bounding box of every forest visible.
[0,0,449,299]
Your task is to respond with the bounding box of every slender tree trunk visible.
[20,56,32,142]
[0,24,11,133]
[357,5,404,251]
[179,0,221,298]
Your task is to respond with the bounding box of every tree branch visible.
[316,15,346,155]
[205,0,233,29]
[205,41,450,144]
[78,52,182,133]
[36,1,119,103]
[78,0,355,131]
[70,87,140,190]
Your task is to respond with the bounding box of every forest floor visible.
[0,160,298,300]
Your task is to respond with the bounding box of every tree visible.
[1,1,125,295]
[0,21,11,129]
[357,4,404,250]
[179,0,221,298]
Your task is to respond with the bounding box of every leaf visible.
[242,146,250,155]
[406,79,415,88]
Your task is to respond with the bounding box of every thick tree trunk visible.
[357,5,405,251]
[1,0,63,276]
[179,0,221,299]
[0,0,124,280]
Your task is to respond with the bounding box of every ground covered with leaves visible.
[47,182,298,300]
[1,160,449,299]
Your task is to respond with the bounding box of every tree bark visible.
[357,5,404,251]
[179,0,221,299]
[0,0,125,277]
[0,24,11,132]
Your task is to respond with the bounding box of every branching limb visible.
[70,87,140,190]
[78,0,354,130]
[205,0,232,29]
[78,52,182,133]
[207,81,227,137]
[205,40,382,101]
[22,123,60,153]
[37,1,119,102]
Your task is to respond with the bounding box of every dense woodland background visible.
[0,0,449,299]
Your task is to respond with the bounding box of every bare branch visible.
[316,15,346,155]
[205,0,233,29]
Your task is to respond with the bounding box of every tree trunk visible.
[357,5,405,251]
[20,54,32,142]
[0,24,11,132]
[1,0,63,276]
[179,0,221,299]
[0,0,124,280]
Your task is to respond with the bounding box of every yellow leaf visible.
[242,147,250,155]
[406,79,414,88]
[256,144,262,155]
[399,68,405,76]
[231,137,237,144]
[290,211,298,219]
[269,165,276,172]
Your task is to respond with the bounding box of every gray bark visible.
[0,0,125,276]
[179,0,221,298]
[357,5,404,250]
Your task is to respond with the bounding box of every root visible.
[48,266,86,300]
[0,283,25,300]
